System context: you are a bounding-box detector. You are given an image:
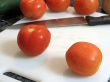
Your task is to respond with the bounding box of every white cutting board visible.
[0,8,110,82]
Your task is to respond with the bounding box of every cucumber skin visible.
[0,0,21,15]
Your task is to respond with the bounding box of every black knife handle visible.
[86,15,110,26]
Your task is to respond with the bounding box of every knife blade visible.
[17,15,110,26]
[1,15,110,32]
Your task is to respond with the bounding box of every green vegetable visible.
[0,0,21,15]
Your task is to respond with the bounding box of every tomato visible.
[102,0,110,14]
[17,24,51,57]
[46,0,70,12]
[20,0,46,20]
[74,0,99,15]
[66,42,102,76]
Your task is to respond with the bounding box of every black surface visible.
[4,72,37,82]
[108,78,110,82]
[0,13,23,32]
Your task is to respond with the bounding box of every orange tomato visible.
[46,0,70,12]
[74,0,99,15]
[17,24,51,57]
[66,42,102,76]
[20,0,46,20]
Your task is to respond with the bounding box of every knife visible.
[16,15,110,26]
[0,15,110,32]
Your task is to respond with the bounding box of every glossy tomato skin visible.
[46,0,70,12]
[66,42,102,76]
[20,0,46,20]
[17,24,51,57]
[74,0,99,15]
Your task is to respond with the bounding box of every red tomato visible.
[17,24,51,57]
[46,0,70,12]
[102,0,110,14]
[66,42,102,76]
[20,0,46,20]
[74,0,99,15]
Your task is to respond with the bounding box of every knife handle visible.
[86,15,110,26]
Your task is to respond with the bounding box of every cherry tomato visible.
[17,24,51,57]
[20,0,46,20]
[66,42,102,76]
[102,0,110,14]
[46,0,70,12]
[74,0,99,15]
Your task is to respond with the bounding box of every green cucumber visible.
[0,0,21,15]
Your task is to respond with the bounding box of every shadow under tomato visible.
[63,68,83,78]
[47,55,68,75]
[1,39,29,58]
[1,39,48,70]
[13,52,48,70]
[47,53,85,78]
[15,51,29,58]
